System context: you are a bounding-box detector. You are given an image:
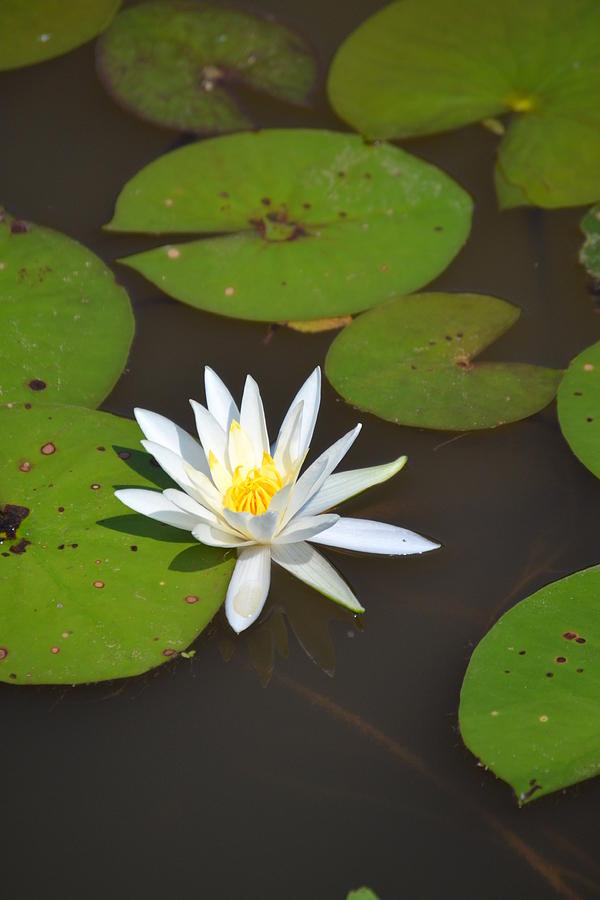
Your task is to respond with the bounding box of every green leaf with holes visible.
[96,0,317,134]
[0,209,133,408]
[106,129,472,321]
[0,0,120,71]
[327,0,600,209]
[459,565,600,804]
[579,205,600,282]
[557,340,600,479]
[325,293,562,430]
[0,403,233,685]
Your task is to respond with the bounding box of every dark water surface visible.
[3,2,600,898]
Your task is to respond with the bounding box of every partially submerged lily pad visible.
[557,340,600,479]
[459,565,600,804]
[325,293,562,430]
[0,0,120,71]
[96,0,317,134]
[579,204,600,285]
[327,0,600,208]
[0,209,133,408]
[0,404,233,684]
[107,129,472,321]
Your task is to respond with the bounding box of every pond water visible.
[3,1,600,898]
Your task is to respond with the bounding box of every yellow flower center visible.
[223,452,283,515]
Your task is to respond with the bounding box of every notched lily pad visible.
[459,565,600,804]
[557,339,600,479]
[107,129,472,321]
[325,292,562,430]
[0,0,120,71]
[327,0,600,208]
[96,0,317,134]
[0,209,133,408]
[0,404,233,685]
[579,204,600,287]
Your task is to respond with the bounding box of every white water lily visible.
[115,367,439,633]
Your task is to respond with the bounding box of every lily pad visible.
[0,209,133,408]
[96,0,317,134]
[0,0,120,71]
[557,340,600,479]
[0,403,233,685]
[325,293,562,430]
[327,0,600,209]
[459,565,600,804]
[579,204,600,283]
[107,129,472,321]
[347,891,380,900]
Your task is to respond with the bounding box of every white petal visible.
[204,366,239,431]
[114,488,197,531]
[163,488,223,527]
[302,456,407,516]
[225,545,272,633]
[141,440,197,493]
[310,517,440,555]
[189,399,228,469]
[274,367,320,461]
[227,420,258,474]
[134,408,209,474]
[240,374,269,463]
[271,541,364,612]
[274,514,339,544]
[183,463,227,515]
[222,508,280,542]
[273,400,303,477]
[192,522,252,548]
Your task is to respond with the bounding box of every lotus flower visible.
[115,367,439,633]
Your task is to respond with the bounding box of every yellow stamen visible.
[223,451,283,516]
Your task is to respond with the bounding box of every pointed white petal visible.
[274,367,321,461]
[192,523,253,548]
[271,541,364,612]
[225,545,272,633]
[163,488,223,527]
[226,420,257,474]
[302,456,407,516]
[310,517,440,555]
[204,366,239,431]
[114,488,197,531]
[240,374,269,462]
[273,401,303,477]
[274,514,339,544]
[222,508,280,542]
[189,399,228,470]
[183,463,227,515]
[134,408,209,474]
[140,440,197,493]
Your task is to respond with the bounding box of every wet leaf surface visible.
[327,0,600,208]
[0,403,233,684]
[325,292,562,430]
[579,204,600,283]
[557,339,600,479]
[0,210,133,408]
[459,565,600,804]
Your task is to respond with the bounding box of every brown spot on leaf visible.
[9,539,31,555]
[93,580,104,589]
[162,648,177,657]
[40,442,56,455]
[185,595,199,604]
[0,648,8,660]
[10,220,29,234]
[28,379,46,391]
[90,483,101,490]
[19,461,32,472]
[0,504,30,539]
[563,631,578,640]
[117,450,131,460]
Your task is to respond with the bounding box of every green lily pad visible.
[0,209,133,408]
[557,340,600,479]
[0,403,233,685]
[347,890,380,900]
[459,564,600,804]
[0,0,120,71]
[327,0,600,209]
[325,293,562,430]
[96,0,317,134]
[579,204,600,282]
[107,129,472,321]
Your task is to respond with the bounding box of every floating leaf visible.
[579,204,600,283]
[107,129,472,321]
[557,340,600,479]
[0,0,120,71]
[327,0,600,209]
[459,565,600,804]
[96,0,317,134]
[0,210,133,408]
[347,891,380,900]
[325,293,562,430]
[0,404,233,685]
[285,316,352,333]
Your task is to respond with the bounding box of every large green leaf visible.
[557,339,600,479]
[0,403,233,685]
[107,129,472,321]
[96,0,317,134]
[325,293,562,431]
[327,0,600,209]
[0,209,133,408]
[579,204,600,283]
[459,565,600,804]
[0,0,120,71]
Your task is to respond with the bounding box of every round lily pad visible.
[579,204,600,283]
[96,0,317,134]
[325,293,562,430]
[0,209,133,408]
[459,564,600,804]
[557,340,600,479]
[0,403,233,685]
[0,0,120,71]
[107,129,472,321]
[327,0,600,209]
